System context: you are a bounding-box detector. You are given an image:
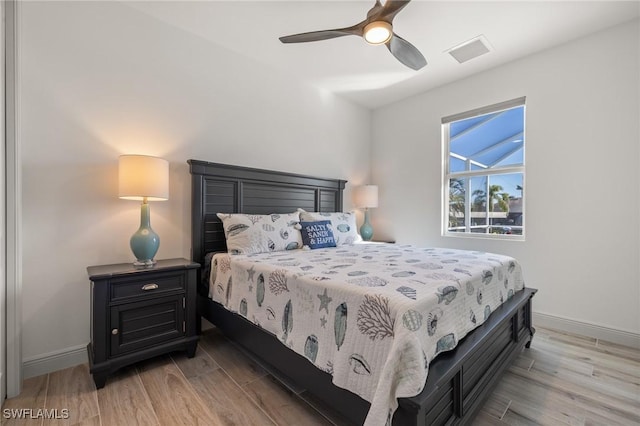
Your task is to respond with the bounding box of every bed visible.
[189,159,537,426]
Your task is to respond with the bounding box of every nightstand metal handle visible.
[112,328,118,335]
[142,283,159,291]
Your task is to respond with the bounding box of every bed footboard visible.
[198,287,537,426]
[397,287,537,426]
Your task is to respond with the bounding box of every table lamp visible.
[118,155,169,267]
[354,185,378,241]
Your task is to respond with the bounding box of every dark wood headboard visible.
[189,160,347,266]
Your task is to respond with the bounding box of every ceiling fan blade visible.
[279,27,361,44]
[386,33,427,70]
[379,0,412,21]
[366,0,384,19]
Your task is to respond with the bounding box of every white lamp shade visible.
[119,155,169,201]
[354,185,379,208]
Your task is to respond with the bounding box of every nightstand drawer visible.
[110,295,185,357]
[110,272,186,302]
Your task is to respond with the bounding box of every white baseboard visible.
[23,344,88,379]
[533,311,640,349]
[19,313,639,379]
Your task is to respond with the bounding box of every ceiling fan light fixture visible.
[279,0,426,70]
[363,21,392,45]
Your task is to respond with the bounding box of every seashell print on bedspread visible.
[209,243,525,426]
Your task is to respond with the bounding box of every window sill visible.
[443,232,525,242]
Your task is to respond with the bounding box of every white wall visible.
[371,20,640,338]
[19,1,371,365]
[1,0,5,400]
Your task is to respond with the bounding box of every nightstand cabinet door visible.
[87,258,199,389]
[109,294,185,357]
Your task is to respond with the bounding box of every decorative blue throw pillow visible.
[298,209,362,245]
[300,220,337,249]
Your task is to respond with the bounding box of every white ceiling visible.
[126,1,640,109]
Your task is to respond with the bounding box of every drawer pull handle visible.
[112,328,119,335]
[142,283,159,291]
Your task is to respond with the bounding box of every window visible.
[443,97,525,238]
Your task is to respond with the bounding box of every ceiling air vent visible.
[446,35,491,64]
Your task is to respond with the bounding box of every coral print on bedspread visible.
[209,244,525,426]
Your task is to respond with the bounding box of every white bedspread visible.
[209,243,525,425]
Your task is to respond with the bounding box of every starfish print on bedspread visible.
[317,289,332,313]
[247,266,256,282]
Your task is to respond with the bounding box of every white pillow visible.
[297,209,362,246]
[217,212,302,255]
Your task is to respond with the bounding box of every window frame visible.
[442,97,526,241]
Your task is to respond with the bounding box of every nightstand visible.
[87,258,199,388]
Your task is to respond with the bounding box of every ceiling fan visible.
[279,0,426,71]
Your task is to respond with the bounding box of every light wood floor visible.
[3,326,639,426]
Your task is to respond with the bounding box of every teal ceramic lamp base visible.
[130,202,160,267]
[360,209,374,241]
